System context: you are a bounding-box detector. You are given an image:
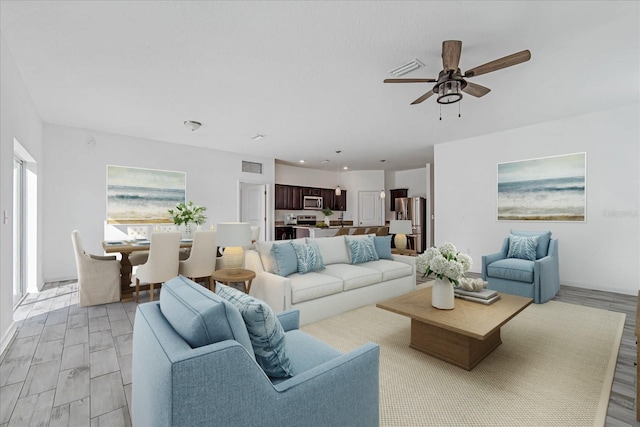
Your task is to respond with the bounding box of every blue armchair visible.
[482,231,559,303]
[132,276,380,427]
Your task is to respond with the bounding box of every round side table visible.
[210,268,256,294]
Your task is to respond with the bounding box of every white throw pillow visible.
[308,236,350,265]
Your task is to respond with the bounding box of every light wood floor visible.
[1,277,638,426]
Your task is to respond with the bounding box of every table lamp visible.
[216,222,251,274]
[389,220,413,250]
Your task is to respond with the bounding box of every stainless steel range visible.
[296,215,317,226]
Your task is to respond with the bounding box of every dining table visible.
[102,238,193,302]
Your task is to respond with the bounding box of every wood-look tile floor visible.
[1,278,638,426]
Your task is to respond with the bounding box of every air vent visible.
[242,161,263,174]
[389,59,424,77]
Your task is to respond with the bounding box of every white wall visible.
[0,34,44,353]
[434,104,639,295]
[42,124,275,282]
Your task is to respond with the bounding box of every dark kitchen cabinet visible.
[275,185,346,211]
[390,188,408,211]
[321,189,335,210]
[333,190,347,211]
[275,184,287,210]
[291,186,303,210]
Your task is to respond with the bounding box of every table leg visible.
[245,279,253,294]
[120,252,133,300]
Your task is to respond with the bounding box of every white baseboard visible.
[0,322,17,359]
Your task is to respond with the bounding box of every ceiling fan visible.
[384,40,531,105]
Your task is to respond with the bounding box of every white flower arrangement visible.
[416,242,472,286]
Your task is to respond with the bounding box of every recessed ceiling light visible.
[184,120,202,131]
[343,166,348,170]
[299,160,305,163]
[251,134,265,140]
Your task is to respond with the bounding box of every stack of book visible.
[454,287,501,305]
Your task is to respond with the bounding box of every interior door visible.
[240,183,267,241]
[358,191,381,226]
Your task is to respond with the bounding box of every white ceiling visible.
[1,1,638,172]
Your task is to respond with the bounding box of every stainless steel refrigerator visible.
[395,197,427,253]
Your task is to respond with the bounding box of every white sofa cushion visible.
[308,236,350,265]
[256,238,306,273]
[290,272,344,304]
[361,259,413,281]
[321,264,382,291]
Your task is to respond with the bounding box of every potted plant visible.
[168,201,207,238]
[321,207,333,225]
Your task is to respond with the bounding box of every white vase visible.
[180,223,199,239]
[432,277,455,310]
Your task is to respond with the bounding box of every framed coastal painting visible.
[107,165,186,224]
[497,152,586,221]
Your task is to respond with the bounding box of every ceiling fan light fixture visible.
[436,80,463,104]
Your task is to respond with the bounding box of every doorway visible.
[357,191,382,227]
[239,183,268,241]
[13,156,25,306]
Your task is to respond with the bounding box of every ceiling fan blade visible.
[410,91,435,105]
[462,82,491,97]
[384,78,437,83]
[442,40,462,71]
[464,50,531,78]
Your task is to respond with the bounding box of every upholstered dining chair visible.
[128,225,150,267]
[250,225,260,242]
[334,227,350,236]
[352,227,367,235]
[178,231,218,289]
[71,230,121,307]
[153,225,190,260]
[375,226,389,236]
[135,232,182,303]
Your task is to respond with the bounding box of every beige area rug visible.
[301,291,625,426]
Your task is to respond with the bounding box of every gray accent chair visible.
[132,276,380,427]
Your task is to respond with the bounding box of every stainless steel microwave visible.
[303,196,323,210]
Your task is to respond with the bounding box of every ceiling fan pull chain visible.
[458,101,461,118]
[439,104,442,121]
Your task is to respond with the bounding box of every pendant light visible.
[335,151,342,196]
[379,160,386,198]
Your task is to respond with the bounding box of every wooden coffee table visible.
[377,286,532,370]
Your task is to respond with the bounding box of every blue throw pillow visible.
[215,284,292,378]
[510,230,552,259]
[373,235,393,260]
[347,235,380,264]
[291,241,325,274]
[507,234,539,261]
[270,242,298,277]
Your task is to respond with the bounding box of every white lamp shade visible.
[389,220,412,235]
[216,222,252,248]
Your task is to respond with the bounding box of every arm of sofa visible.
[248,271,292,313]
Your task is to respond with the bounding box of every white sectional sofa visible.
[245,234,416,325]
